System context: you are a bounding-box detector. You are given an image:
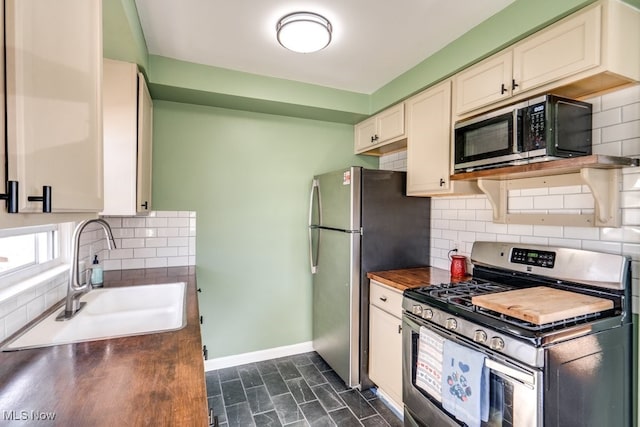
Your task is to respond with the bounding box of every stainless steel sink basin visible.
[2,282,187,351]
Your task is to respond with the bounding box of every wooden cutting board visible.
[471,286,613,325]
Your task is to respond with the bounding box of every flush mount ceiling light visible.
[276,12,332,53]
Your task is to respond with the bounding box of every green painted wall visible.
[370,0,595,112]
[151,101,377,357]
[102,0,149,73]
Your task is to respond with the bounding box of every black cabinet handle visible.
[500,83,508,95]
[197,288,202,293]
[512,79,519,90]
[379,296,387,302]
[398,325,402,334]
[27,185,52,213]
[439,178,446,187]
[203,345,208,360]
[200,315,204,324]
[141,201,149,210]
[0,181,19,213]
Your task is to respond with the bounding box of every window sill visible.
[0,264,69,304]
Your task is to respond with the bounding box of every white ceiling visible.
[134,0,516,94]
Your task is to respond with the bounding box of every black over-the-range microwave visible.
[453,94,593,173]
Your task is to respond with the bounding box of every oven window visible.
[409,327,515,427]
[464,121,510,157]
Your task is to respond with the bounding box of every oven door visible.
[402,312,542,427]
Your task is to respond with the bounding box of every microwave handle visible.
[485,358,535,386]
[513,109,522,153]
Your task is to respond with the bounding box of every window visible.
[0,225,62,287]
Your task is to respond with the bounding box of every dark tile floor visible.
[206,351,403,427]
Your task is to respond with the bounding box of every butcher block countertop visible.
[0,267,208,427]
[367,266,470,291]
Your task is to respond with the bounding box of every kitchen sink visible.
[2,282,187,351]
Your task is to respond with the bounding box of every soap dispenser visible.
[91,255,103,287]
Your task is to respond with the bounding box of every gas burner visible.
[408,279,514,310]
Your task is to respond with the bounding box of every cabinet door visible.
[102,59,138,216]
[354,117,377,153]
[369,304,402,406]
[5,0,102,213]
[454,51,512,115]
[377,103,405,142]
[137,72,153,213]
[407,81,452,195]
[513,5,601,95]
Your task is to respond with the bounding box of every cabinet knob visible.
[141,201,149,210]
[500,83,508,95]
[27,185,52,213]
[0,181,19,213]
[512,79,519,91]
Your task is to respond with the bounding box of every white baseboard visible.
[374,387,404,420]
[204,341,314,371]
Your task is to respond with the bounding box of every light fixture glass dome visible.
[276,12,332,53]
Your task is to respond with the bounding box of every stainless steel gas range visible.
[402,242,632,427]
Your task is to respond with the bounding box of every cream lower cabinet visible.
[406,80,479,196]
[102,59,153,216]
[0,0,103,228]
[355,103,405,154]
[369,280,403,408]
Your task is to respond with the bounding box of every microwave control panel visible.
[523,103,547,150]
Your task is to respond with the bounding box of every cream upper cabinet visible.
[368,280,403,408]
[454,51,513,116]
[102,59,153,216]
[512,5,600,95]
[454,0,639,117]
[0,0,102,226]
[354,103,405,154]
[406,80,479,196]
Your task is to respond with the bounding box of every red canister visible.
[450,255,467,278]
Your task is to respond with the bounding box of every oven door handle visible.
[485,359,535,386]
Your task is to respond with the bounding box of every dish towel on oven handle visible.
[416,326,444,401]
[441,339,489,427]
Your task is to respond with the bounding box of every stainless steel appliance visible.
[454,94,592,172]
[308,167,430,388]
[403,242,632,426]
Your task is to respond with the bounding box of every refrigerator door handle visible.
[308,179,321,274]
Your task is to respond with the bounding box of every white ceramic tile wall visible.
[0,211,197,343]
[379,85,640,311]
[101,211,197,271]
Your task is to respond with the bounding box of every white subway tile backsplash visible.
[593,108,622,128]
[101,211,196,271]
[134,248,157,258]
[602,121,640,143]
[623,103,640,122]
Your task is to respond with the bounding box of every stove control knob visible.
[445,318,457,330]
[422,309,434,320]
[412,305,423,316]
[490,337,505,351]
[473,330,487,343]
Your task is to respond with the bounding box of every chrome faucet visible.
[57,218,117,321]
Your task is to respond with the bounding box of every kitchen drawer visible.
[370,279,403,317]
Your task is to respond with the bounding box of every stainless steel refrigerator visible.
[308,167,430,388]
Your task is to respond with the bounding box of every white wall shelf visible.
[452,155,638,227]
